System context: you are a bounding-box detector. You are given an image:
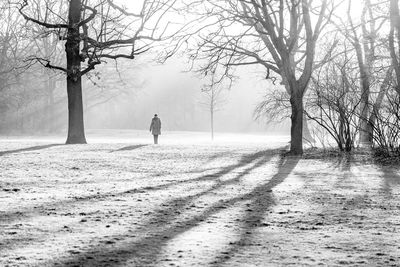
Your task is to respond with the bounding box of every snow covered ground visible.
[0,130,399,266]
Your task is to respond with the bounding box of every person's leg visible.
[155,135,158,144]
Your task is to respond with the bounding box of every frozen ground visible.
[0,130,399,267]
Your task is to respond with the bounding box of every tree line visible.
[1,0,400,155]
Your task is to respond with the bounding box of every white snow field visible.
[0,130,399,266]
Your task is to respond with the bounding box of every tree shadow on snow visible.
[212,155,300,266]
[334,155,353,188]
[378,165,400,196]
[0,148,277,225]
[111,144,149,152]
[0,151,245,224]
[0,144,63,156]
[54,149,300,267]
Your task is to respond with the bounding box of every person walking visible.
[149,114,161,144]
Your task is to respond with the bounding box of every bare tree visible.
[187,0,332,154]
[372,88,400,154]
[199,71,227,140]
[19,0,179,143]
[305,50,361,152]
[24,0,65,132]
[368,0,400,154]
[0,1,37,132]
[335,0,390,147]
[0,2,24,93]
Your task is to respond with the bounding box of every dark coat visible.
[150,117,161,135]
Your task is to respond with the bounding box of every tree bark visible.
[353,38,371,147]
[66,76,86,143]
[65,0,86,144]
[290,90,304,155]
[359,77,371,146]
[367,67,393,145]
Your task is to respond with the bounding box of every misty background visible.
[85,58,286,133]
[1,55,288,135]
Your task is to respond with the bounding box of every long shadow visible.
[335,154,353,189]
[0,149,276,224]
[332,155,400,196]
[203,151,230,164]
[110,144,149,152]
[0,144,63,156]
[379,164,400,196]
[0,167,220,224]
[0,150,274,257]
[53,149,297,266]
[212,155,300,266]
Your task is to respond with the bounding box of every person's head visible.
[154,114,158,117]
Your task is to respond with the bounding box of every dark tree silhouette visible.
[188,0,332,155]
[19,0,178,143]
[337,0,389,147]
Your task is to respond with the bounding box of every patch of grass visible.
[372,149,400,166]
[302,147,352,159]
[302,147,400,166]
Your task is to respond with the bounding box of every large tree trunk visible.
[289,91,303,155]
[354,44,372,147]
[66,77,86,143]
[348,0,374,148]
[359,81,371,147]
[65,0,86,144]
[367,67,393,145]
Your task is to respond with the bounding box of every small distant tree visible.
[19,0,179,144]
[199,71,227,140]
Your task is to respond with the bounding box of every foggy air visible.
[1,0,399,266]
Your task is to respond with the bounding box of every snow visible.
[0,130,399,266]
